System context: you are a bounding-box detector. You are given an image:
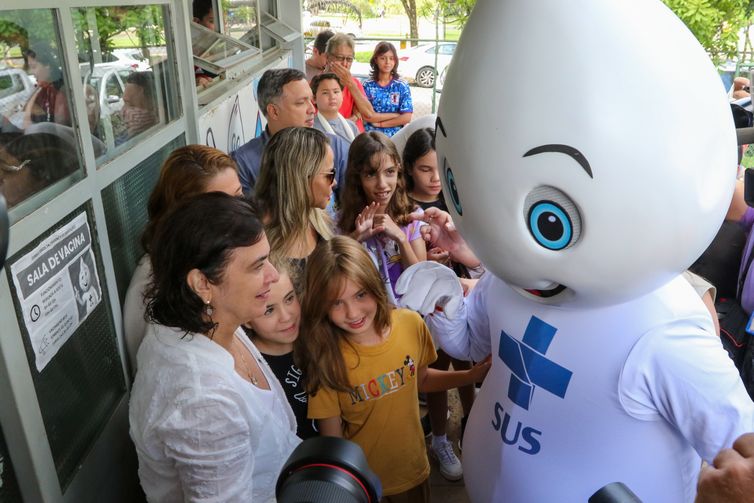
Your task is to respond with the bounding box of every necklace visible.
[233,338,259,386]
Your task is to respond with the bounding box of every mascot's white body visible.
[396,1,754,501]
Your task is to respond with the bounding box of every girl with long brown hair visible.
[297,236,489,502]
[338,131,426,303]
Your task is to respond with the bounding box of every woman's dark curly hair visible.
[369,41,400,81]
[145,193,264,336]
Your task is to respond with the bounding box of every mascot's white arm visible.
[396,262,491,361]
[621,320,754,462]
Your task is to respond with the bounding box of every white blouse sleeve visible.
[159,390,255,502]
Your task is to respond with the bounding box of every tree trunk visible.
[399,0,419,46]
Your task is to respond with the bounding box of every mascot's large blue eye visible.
[443,160,463,215]
[524,187,581,251]
[528,202,571,250]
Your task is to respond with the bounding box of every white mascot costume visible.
[396,0,754,501]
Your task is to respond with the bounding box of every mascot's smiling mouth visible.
[524,284,567,298]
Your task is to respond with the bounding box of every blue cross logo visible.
[498,316,573,410]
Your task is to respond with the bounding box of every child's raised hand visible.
[410,207,460,251]
[373,213,404,243]
[411,207,482,269]
[353,202,383,242]
[468,355,492,383]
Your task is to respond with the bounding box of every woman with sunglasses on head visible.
[130,193,300,502]
[255,127,336,293]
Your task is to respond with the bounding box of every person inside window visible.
[120,71,157,141]
[192,0,215,30]
[193,0,218,88]
[22,44,70,128]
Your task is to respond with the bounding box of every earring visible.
[204,299,214,316]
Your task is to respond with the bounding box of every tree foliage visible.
[72,6,165,62]
[407,0,754,63]
[661,0,751,63]
[435,0,476,27]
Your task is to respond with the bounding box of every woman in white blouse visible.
[129,193,301,502]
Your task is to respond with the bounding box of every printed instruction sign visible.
[10,212,102,371]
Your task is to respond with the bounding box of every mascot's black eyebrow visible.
[523,144,593,179]
[435,116,446,138]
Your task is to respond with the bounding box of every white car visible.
[436,65,448,93]
[80,63,136,150]
[111,49,150,71]
[83,49,150,72]
[398,42,456,88]
[0,68,35,129]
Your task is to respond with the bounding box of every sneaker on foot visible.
[430,439,463,481]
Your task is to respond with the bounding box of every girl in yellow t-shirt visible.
[296,236,490,502]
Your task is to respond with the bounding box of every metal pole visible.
[431,6,439,113]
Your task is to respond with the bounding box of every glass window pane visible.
[0,9,85,210]
[190,21,259,91]
[72,5,182,165]
[191,22,254,65]
[440,44,455,55]
[223,0,260,47]
[260,11,298,44]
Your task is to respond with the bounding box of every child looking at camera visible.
[297,236,490,502]
[311,73,359,143]
[246,260,317,439]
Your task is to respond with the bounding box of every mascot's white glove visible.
[395,261,463,319]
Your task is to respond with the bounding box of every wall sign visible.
[9,212,102,371]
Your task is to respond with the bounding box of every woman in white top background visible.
[129,193,300,502]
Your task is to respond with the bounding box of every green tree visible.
[661,0,752,63]
[435,0,475,27]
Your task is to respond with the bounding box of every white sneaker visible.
[430,439,463,481]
